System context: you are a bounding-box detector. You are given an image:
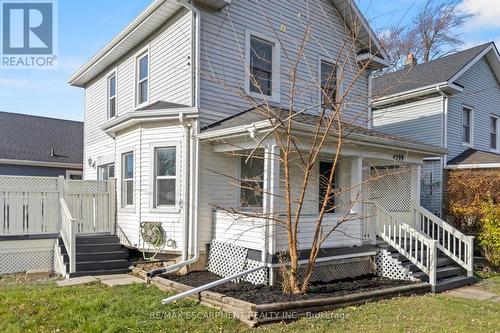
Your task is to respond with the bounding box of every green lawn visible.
[1,274,499,333]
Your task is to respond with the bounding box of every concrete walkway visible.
[56,274,145,287]
[446,285,500,302]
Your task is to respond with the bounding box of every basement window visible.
[239,156,264,208]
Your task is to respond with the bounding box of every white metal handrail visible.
[365,201,438,288]
[60,198,76,274]
[413,205,474,276]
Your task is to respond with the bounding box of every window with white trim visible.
[137,53,149,105]
[320,60,337,109]
[491,115,499,151]
[108,73,116,118]
[154,147,176,207]
[462,107,472,144]
[239,156,264,208]
[249,36,273,96]
[122,152,134,207]
[98,163,115,180]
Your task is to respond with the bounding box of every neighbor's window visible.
[98,163,115,180]
[137,53,149,105]
[108,73,116,118]
[122,153,134,207]
[462,107,472,144]
[320,60,337,108]
[240,156,264,208]
[249,36,273,96]
[155,147,176,207]
[491,116,499,150]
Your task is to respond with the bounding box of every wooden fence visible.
[0,176,116,236]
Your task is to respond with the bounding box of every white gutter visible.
[372,82,463,107]
[0,158,83,169]
[178,0,201,108]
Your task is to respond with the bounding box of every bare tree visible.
[381,0,474,69]
[201,2,415,294]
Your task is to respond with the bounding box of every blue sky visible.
[0,0,498,122]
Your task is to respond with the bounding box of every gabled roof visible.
[373,42,500,100]
[447,148,500,168]
[200,107,444,155]
[69,0,387,87]
[0,112,83,166]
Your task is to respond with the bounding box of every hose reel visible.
[139,222,176,260]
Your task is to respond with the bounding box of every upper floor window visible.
[122,152,134,207]
[246,32,280,102]
[239,156,264,208]
[462,107,473,145]
[155,147,177,207]
[108,73,116,118]
[491,115,499,151]
[320,60,337,109]
[137,53,149,105]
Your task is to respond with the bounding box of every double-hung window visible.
[108,73,116,118]
[249,36,273,96]
[155,147,177,207]
[122,153,134,207]
[239,156,264,208]
[491,115,499,151]
[320,60,337,109]
[462,107,472,145]
[98,163,115,180]
[137,53,149,105]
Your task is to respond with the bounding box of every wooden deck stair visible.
[382,243,476,292]
[57,234,130,278]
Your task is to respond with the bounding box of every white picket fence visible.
[0,176,116,236]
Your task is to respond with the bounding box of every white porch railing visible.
[364,201,438,288]
[60,197,76,273]
[413,205,474,276]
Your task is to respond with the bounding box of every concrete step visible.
[412,265,465,282]
[72,259,130,272]
[68,268,131,278]
[434,276,477,293]
[76,234,119,245]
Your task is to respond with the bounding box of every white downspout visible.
[148,0,201,276]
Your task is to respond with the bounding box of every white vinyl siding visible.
[198,0,369,126]
[447,57,500,160]
[372,96,444,147]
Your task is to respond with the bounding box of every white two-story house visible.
[372,43,500,217]
[69,0,473,291]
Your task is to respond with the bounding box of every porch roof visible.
[199,107,445,156]
[446,148,500,169]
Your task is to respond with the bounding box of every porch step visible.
[76,234,120,245]
[412,266,465,282]
[68,268,131,278]
[76,243,123,253]
[74,259,130,272]
[434,276,477,293]
[63,250,129,263]
[402,257,454,272]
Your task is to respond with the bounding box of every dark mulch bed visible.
[164,271,419,304]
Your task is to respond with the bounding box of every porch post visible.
[350,157,363,215]
[263,144,279,285]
